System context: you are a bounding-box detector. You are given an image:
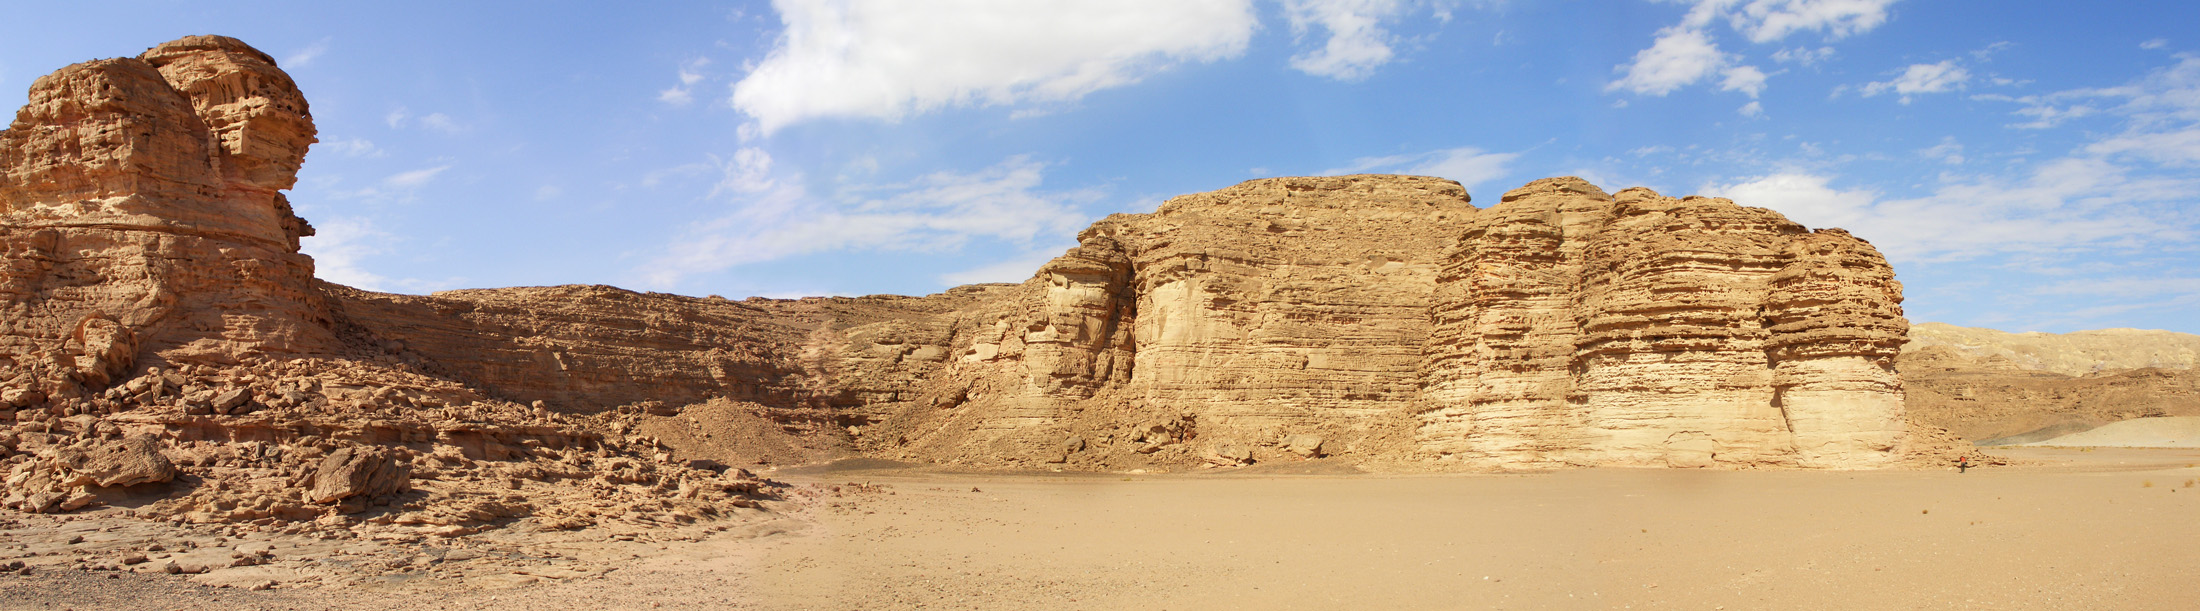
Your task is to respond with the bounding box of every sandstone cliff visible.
[844,176,1912,470]
[1417,179,1908,469]
[1,36,1938,532]
[0,37,769,528]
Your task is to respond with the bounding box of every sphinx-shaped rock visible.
[0,36,335,420]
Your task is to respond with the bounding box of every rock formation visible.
[1901,326,2200,444]
[0,37,770,532]
[1416,179,1909,468]
[0,35,1938,532]
[1907,323,2200,376]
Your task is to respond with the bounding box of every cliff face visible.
[850,176,1910,469]
[0,36,335,414]
[0,37,1927,529]
[0,37,769,525]
[1417,179,1907,469]
[861,176,1477,465]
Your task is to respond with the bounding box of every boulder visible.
[308,446,411,504]
[54,434,176,487]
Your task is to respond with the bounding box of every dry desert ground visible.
[4,447,2197,610]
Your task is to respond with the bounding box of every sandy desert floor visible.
[5,447,2197,610]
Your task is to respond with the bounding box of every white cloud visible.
[384,108,410,129]
[2006,102,2096,129]
[1720,64,1768,96]
[938,249,1067,285]
[731,0,1257,133]
[1738,100,1764,117]
[300,217,466,294]
[1609,28,1734,96]
[301,217,393,291]
[1282,0,1408,80]
[2086,129,2200,166]
[418,113,465,134]
[658,58,711,107]
[320,137,383,158]
[1772,46,1834,66]
[2141,38,2169,50]
[1706,160,2192,263]
[640,153,1097,288]
[1722,0,1896,43]
[1919,137,1963,164]
[533,185,563,201]
[383,165,453,189]
[283,38,330,68]
[1324,146,1518,192]
[1610,0,1897,97]
[1861,60,1969,103]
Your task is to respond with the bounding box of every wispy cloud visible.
[418,113,465,134]
[731,0,1258,133]
[938,249,1065,285]
[283,38,331,68]
[1280,0,1439,81]
[1608,0,1897,98]
[384,165,453,189]
[320,137,383,158]
[1704,56,2200,265]
[301,217,466,294]
[1324,146,1519,192]
[640,153,1097,288]
[1861,59,1970,103]
[384,107,466,134]
[300,217,392,290]
[658,57,711,107]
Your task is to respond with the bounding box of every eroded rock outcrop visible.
[0,36,1930,530]
[0,37,775,532]
[1901,325,2200,444]
[863,176,1476,466]
[1417,178,1906,469]
[855,175,1911,469]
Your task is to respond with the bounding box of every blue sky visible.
[2,1,2194,334]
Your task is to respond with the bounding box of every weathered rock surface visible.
[2,35,1941,539]
[1907,323,2200,376]
[847,176,1914,470]
[0,37,774,532]
[307,445,410,504]
[1417,178,1908,468]
[1900,327,2200,444]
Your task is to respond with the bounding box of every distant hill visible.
[1907,322,2200,376]
[1901,323,2200,444]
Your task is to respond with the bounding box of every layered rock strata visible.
[0,36,1929,529]
[854,176,1910,470]
[1416,179,1907,468]
[0,37,772,530]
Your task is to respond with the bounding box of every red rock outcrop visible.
[0,37,773,531]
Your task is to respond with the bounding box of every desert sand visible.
[5,447,2197,610]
